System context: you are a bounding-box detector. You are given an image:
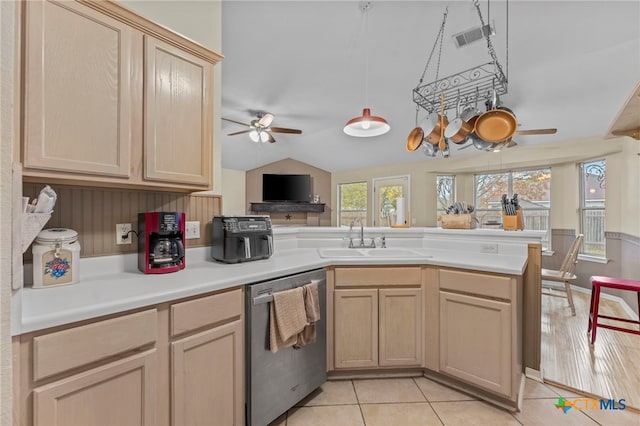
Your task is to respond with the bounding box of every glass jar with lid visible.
[32,228,81,288]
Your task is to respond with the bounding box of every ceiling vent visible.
[452,22,495,48]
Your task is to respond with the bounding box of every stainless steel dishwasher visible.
[245,269,327,426]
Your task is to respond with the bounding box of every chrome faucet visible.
[349,218,366,248]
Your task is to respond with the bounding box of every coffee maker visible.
[138,212,186,274]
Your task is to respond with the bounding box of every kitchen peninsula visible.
[12,227,543,423]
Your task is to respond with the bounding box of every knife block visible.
[502,210,524,231]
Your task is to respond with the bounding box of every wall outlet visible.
[480,243,499,254]
[185,221,200,239]
[116,223,132,245]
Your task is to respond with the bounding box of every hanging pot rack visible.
[412,0,508,115]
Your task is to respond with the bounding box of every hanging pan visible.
[475,89,518,143]
[405,127,424,152]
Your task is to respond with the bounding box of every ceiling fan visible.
[222,112,302,143]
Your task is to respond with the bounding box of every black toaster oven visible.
[211,216,273,263]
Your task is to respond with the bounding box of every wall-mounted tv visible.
[262,174,311,203]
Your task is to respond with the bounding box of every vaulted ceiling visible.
[220,1,640,172]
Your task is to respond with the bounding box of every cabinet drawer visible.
[335,267,421,287]
[439,269,513,300]
[171,288,243,337]
[33,309,157,381]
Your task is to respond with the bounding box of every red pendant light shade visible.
[343,108,391,137]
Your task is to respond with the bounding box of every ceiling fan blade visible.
[222,117,250,127]
[514,128,557,136]
[227,129,252,136]
[270,127,302,134]
[258,113,275,128]
[267,132,276,143]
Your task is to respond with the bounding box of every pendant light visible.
[343,2,390,137]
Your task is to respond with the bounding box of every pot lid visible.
[35,228,78,243]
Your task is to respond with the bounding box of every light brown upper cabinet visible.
[144,36,213,186]
[21,0,222,191]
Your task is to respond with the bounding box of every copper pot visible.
[444,117,474,144]
[422,112,449,145]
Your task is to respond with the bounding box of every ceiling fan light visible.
[259,131,270,143]
[343,108,390,137]
[249,130,260,142]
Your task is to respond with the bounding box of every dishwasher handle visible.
[252,279,320,305]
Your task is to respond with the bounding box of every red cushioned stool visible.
[588,276,640,344]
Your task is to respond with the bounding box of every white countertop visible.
[14,227,541,335]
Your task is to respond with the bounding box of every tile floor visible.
[270,377,640,426]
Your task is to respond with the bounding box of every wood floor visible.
[541,284,640,410]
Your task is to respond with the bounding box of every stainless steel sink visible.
[317,247,429,259]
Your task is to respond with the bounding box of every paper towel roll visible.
[395,197,405,226]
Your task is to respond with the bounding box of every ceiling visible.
[220,1,640,173]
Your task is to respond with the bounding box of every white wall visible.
[221,168,246,215]
[121,0,224,195]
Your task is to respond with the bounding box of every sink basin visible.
[317,248,366,258]
[318,247,430,259]
[366,248,425,257]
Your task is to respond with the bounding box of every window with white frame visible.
[474,169,551,248]
[579,160,606,257]
[436,175,455,217]
[337,182,367,227]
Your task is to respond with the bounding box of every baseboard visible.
[524,367,543,382]
[542,280,637,318]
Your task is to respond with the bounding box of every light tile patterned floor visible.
[270,377,640,426]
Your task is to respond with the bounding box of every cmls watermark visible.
[555,397,626,414]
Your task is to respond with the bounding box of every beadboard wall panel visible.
[23,183,221,258]
[543,229,639,315]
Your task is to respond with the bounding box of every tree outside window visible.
[474,169,551,248]
[436,175,455,216]
[338,182,367,227]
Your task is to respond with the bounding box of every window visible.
[474,169,551,248]
[580,160,606,257]
[436,175,455,217]
[373,176,410,227]
[337,182,367,227]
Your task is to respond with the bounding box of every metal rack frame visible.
[413,61,507,114]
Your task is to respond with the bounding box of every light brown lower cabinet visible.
[439,291,512,396]
[33,350,157,426]
[333,287,422,369]
[171,319,244,426]
[329,265,522,408]
[15,287,244,426]
[334,289,379,369]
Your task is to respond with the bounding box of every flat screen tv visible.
[262,174,311,203]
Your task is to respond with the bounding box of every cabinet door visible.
[439,291,512,396]
[171,319,243,426]
[334,289,378,369]
[24,0,136,177]
[144,36,213,187]
[379,288,422,366]
[33,350,157,426]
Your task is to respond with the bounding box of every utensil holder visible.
[502,210,524,231]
